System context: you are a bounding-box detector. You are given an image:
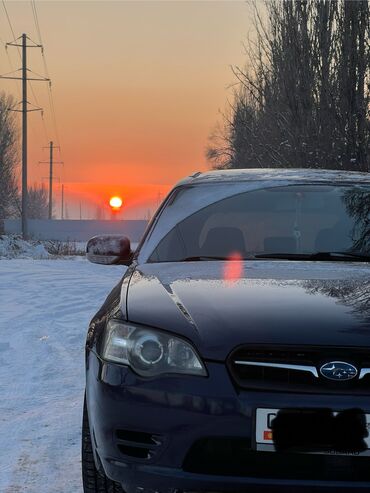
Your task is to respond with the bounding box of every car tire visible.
[82,396,125,493]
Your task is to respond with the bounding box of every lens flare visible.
[223,251,244,283]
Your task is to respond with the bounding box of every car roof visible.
[176,168,370,186]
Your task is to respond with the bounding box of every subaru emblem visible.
[320,361,358,381]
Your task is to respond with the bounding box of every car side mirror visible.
[86,235,132,265]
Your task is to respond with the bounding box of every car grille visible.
[183,437,370,480]
[227,345,370,394]
[115,429,164,460]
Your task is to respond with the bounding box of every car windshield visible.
[148,184,370,262]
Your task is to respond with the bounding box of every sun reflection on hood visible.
[223,252,244,283]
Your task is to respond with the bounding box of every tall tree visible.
[0,92,19,219]
[208,0,369,172]
[27,184,49,219]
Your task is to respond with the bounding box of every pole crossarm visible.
[6,43,42,48]
[10,107,43,113]
[6,39,43,49]
[9,101,43,113]
[0,76,50,82]
[41,176,60,182]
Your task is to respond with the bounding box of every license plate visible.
[256,408,370,456]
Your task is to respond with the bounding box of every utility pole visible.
[61,184,64,219]
[156,191,163,209]
[48,141,54,219]
[39,141,63,219]
[22,34,27,237]
[0,34,49,238]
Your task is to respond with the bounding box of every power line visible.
[30,0,65,222]
[1,2,21,100]
[30,0,42,44]
[0,35,21,98]
[33,88,49,142]
[1,1,19,54]
[27,2,50,143]
[31,0,62,154]
[2,0,49,143]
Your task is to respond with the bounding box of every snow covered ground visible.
[0,258,125,493]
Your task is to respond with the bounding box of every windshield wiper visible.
[181,252,370,262]
[254,251,370,261]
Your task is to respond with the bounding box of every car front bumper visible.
[86,350,370,493]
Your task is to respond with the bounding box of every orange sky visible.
[0,1,252,218]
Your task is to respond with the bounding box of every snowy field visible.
[0,258,125,493]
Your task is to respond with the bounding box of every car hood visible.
[125,261,370,361]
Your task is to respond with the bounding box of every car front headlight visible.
[101,319,207,377]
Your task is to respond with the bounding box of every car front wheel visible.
[82,396,125,493]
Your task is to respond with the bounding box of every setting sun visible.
[109,196,123,209]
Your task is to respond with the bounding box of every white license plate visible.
[256,408,370,456]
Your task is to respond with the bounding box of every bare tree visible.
[0,92,19,220]
[208,0,369,172]
[28,184,49,219]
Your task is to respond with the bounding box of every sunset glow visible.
[0,1,250,218]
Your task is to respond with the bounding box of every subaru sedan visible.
[82,168,370,493]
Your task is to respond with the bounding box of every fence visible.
[3,219,149,242]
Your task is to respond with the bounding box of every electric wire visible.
[31,0,62,154]
[30,0,42,47]
[1,3,21,99]
[2,0,63,173]
[2,0,48,143]
[2,7,37,146]
[0,34,21,182]
[1,1,20,56]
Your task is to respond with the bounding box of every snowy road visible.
[0,258,125,493]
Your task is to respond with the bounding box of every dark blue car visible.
[82,169,370,493]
